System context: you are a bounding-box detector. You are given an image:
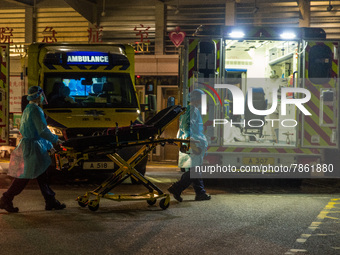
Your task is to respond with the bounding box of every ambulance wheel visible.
[147,199,157,206]
[159,198,169,210]
[88,200,99,211]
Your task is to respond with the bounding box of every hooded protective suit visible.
[177,90,208,169]
[8,103,58,179]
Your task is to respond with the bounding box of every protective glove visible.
[56,139,64,145]
[48,147,56,155]
[190,141,202,155]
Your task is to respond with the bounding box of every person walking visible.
[0,86,66,213]
[168,89,211,202]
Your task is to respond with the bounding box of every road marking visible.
[286,198,340,254]
[145,176,178,183]
[285,249,308,254]
[316,233,336,236]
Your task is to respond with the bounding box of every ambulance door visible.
[301,41,339,148]
[197,39,222,146]
[0,44,9,145]
[159,86,179,160]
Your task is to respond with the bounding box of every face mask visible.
[40,95,45,104]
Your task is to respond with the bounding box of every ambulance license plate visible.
[242,157,275,165]
[83,162,114,169]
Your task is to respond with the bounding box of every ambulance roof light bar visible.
[280,32,296,40]
[228,31,245,38]
[221,26,326,40]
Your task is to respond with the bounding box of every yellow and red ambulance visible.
[180,26,339,178]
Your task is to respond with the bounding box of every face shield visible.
[40,90,48,105]
[27,86,48,105]
[189,89,204,108]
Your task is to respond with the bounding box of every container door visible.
[0,44,9,145]
[302,41,339,148]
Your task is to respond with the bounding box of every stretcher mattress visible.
[62,105,184,151]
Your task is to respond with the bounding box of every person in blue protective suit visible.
[168,89,211,202]
[0,86,66,213]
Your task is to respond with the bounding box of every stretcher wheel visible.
[159,198,169,210]
[77,196,88,207]
[88,204,99,211]
[78,201,87,208]
[88,200,99,211]
[147,199,157,206]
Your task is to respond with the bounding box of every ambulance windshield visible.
[43,73,138,108]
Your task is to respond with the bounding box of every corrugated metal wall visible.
[163,0,340,54]
[235,0,340,39]
[165,4,225,54]
[236,0,300,26]
[310,1,340,39]
[0,7,89,46]
[2,1,340,53]
[0,9,25,44]
[99,0,155,52]
[36,7,88,43]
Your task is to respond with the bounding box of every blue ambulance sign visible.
[67,51,109,65]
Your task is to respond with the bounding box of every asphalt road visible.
[0,164,340,255]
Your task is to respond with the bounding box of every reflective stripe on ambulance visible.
[303,41,338,147]
[207,146,321,155]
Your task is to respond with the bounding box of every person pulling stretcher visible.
[168,89,211,202]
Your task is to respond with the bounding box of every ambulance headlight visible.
[47,126,64,137]
[280,32,296,39]
[228,31,245,38]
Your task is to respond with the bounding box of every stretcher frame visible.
[55,105,187,211]
[74,138,188,211]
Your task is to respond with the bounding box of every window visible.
[44,73,138,108]
[308,44,333,83]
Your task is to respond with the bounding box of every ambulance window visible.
[308,44,332,83]
[43,73,138,108]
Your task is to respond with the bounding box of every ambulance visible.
[180,26,339,178]
[0,44,9,150]
[24,43,148,174]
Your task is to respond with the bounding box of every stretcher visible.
[55,105,187,211]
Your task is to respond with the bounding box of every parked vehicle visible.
[25,43,148,175]
[179,26,339,178]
